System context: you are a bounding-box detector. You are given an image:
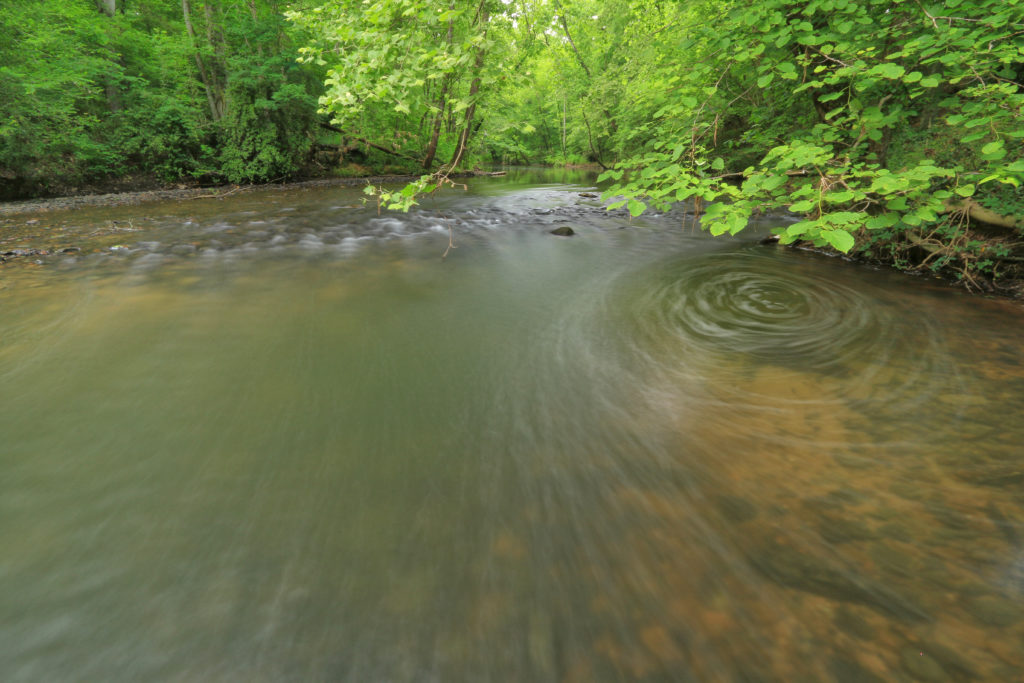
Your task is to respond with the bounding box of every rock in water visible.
[550,226,575,237]
[747,538,930,622]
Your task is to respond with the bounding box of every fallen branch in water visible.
[189,177,285,201]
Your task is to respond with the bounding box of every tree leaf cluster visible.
[0,0,325,197]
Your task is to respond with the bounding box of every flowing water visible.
[2,169,1023,682]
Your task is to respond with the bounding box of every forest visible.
[1,0,1022,289]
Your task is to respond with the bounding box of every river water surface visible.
[2,170,1023,681]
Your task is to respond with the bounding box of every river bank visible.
[2,172,1022,300]
[762,233,1024,301]
[0,173,466,218]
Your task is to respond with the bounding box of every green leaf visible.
[757,73,775,88]
[865,213,898,229]
[597,169,623,182]
[955,184,975,197]
[789,200,816,212]
[627,199,646,217]
[869,63,905,79]
[822,229,855,252]
[981,141,1004,155]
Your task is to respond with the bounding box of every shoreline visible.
[0,174,454,218]
[2,171,1021,301]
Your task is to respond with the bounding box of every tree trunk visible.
[554,3,591,78]
[561,97,566,161]
[182,0,224,121]
[423,3,456,169]
[94,0,123,112]
[449,7,489,169]
[422,80,450,169]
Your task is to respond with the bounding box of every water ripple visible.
[629,251,884,368]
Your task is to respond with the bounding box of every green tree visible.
[599,0,1023,263]
[289,0,503,172]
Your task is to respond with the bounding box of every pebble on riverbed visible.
[550,226,575,237]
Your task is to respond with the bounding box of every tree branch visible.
[319,123,422,163]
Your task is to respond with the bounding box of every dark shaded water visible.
[2,169,1023,681]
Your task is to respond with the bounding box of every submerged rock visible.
[964,595,1019,626]
[550,226,575,237]
[830,657,886,683]
[954,466,1024,488]
[900,648,947,682]
[817,515,873,544]
[748,538,929,622]
[712,494,758,524]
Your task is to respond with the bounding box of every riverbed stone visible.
[928,505,972,530]
[817,516,873,544]
[921,642,979,680]
[868,543,916,578]
[937,393,989,407]
[985,502,1021,545]
[900,648,947,681]
[965,595,1019,626]
[829,657,885,683]
[748,540,927,621]
[877,522,912,543]
[888,480,928,501]
[712,494,757,524]
[834,606,875,641]
[550,226,575,237]
[133,253,164,269]
[956,466,1024,488]
[915,558,953,588]
[833,453,874,469]
[825,488,867,505]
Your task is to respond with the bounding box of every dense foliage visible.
[0,0,323,198]
[585,0,1024,288]
[3,0,1021,288]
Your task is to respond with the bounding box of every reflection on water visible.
[1,172,1023,681]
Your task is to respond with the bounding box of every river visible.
[1,169,1023,681]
